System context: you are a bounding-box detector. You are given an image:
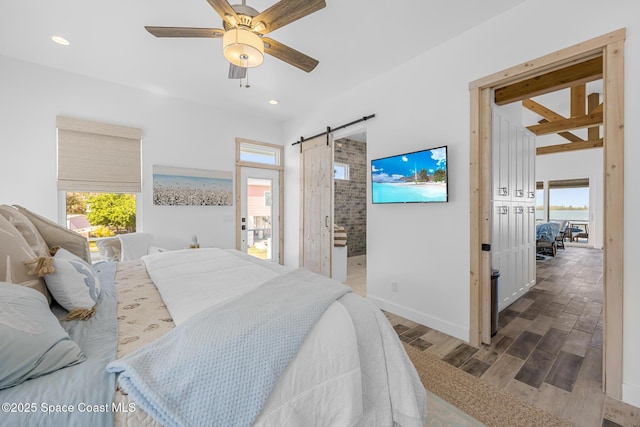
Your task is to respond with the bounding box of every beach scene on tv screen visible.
[371,146,447,203]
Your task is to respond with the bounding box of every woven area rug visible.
[405,344,573,427]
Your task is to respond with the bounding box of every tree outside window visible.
[66,192,136,238]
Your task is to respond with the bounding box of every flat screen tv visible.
[371,145,448,204]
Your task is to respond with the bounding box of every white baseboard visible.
[623,383,640,408]
[367,295,469,342]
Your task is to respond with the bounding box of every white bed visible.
[0,207,426,427]
[111,248,427,427]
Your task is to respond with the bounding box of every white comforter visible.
[141,248,426,426]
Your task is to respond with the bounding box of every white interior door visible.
[491,104,536,311]
[240,167,279,262]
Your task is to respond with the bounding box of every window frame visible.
[334,162,350,180]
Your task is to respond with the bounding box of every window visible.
[535,181,544,222]
[548,179,589,222]
[56,116,142,193]
[239,141,281,166]
[57,116,142,260]
[334,163,349,180]
[65,192,137,261]
[66,192,137,238]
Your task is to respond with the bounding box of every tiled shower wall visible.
[334,138,366,257]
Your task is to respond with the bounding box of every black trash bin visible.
[491,270,500,337]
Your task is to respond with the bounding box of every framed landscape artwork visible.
[152,165,233,206]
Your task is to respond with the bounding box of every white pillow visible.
[13,205,92,264]
[0,282,86,389]
[0,205,50,258]
[44,248,101,314]
[96,237,121,262]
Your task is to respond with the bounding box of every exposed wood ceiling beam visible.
[522,99,565,121]
[523,99,583,142]
[537,119,584,142]
[571,84,586,117]
[494,56,602,105]
[527,111,603,135]
[588,93,601,141]
[591,102,603,114]
[537,138,603,155]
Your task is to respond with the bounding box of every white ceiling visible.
[0,0,527,122]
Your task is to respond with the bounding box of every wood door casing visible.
[469,28,626,398]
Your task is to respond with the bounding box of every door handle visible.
[325,216,329,228]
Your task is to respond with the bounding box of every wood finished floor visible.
[346,247,640,427]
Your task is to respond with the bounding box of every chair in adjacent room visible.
[536,222,560,257]
[553,220,567,250]
[572,223,590,243]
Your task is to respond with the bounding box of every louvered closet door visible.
[492,201,510,310]
[491,104,537,312]
[526,131,537,288]
[513,128,525,298]
[300,135,333,276]
[515,204,529,297]
[492,110,511,202]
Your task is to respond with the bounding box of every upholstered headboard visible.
[12,205,92,263]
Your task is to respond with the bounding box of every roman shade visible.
[56,116,142,193]
[548,178,589,189]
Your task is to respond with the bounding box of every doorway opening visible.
[469,29,625,397]
[333,131,367,296]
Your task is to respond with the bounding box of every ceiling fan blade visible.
[263,37,318,73]
[206,0,240,27]
[252,0,326,34]
[228,64,247,79]
[145,26,225,38]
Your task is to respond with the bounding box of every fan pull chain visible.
[244,56,250,88]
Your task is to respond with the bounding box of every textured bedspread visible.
[112,260,175,358]
[112,260,173,427]
[112,252,427,427]
[108,268,351,427]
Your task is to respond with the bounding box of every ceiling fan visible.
[145,0,325,79]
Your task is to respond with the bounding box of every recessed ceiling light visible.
[51,35,70,46]
[269,99,279,105]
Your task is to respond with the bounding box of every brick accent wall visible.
[334,139,366,257]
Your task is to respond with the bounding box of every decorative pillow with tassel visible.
[42,248,101,320]
[0,214,51,304]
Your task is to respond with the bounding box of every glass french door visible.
[240,167,279,262]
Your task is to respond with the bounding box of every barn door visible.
[300,134,333,276]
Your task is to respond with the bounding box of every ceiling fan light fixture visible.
[223,28,264,68]
[252,21,267,33]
